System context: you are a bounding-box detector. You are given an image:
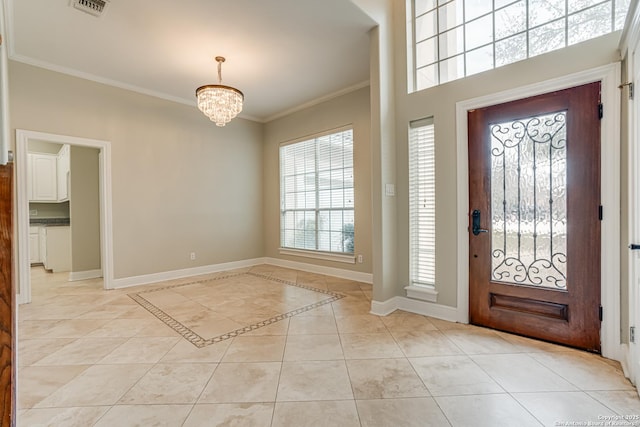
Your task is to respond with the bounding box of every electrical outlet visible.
[357,254,363,263]
[190,252,196,260]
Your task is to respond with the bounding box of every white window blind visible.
[409,117,435,286]
[280,127,354,254]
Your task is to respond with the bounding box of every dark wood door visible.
[468,82,601,352]
[0,162,14,425]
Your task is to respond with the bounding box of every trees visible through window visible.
[409,0,630,91]
[280,128,355,254]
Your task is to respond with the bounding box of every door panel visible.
[0,163,14,425]
[468,82,601,352]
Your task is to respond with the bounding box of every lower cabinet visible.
[40,226,71,272]
[29,226,40,263]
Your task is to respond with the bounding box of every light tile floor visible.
[17,265,640,427]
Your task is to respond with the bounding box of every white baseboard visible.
[112,257,267,289]
[370,297,403,316]
[264,257,373,284]
[68,269,103,281]
[619,343,634,383]
[370,296,459,322]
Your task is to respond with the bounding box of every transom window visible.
[279,127,354,255]
[409,0,630,91]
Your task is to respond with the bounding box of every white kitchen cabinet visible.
[41,226,71,272]
[38,227,47,267]
[29,226,40,264]
[29,153,57,202]
[56,144,70,201]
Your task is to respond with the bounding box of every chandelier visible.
[196,56,244,127]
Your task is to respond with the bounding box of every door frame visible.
[15,130,115,304]
[625,35,640,388]
[455,63,621,360]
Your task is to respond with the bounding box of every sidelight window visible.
[409,118,436,287]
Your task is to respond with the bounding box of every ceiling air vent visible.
[71,0,109,17]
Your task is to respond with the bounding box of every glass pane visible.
[318,170,330,189]
[439,54,464,83]
[495,0,518,8]
[344,188,355,208]
[439,26,464,59]
[285,211,295,228]
[464,0,492,21]
[417,37,438,67]
[439,0,464,32]
[490,111,568,290]
[568,2,611,46]
[465,14,493,50]
[331,189,344,208]
[319,189,330,208]
[529,0,565,27]
[416,0,437,16]
[416,10,437,42]
[529,18,566,57]
[616,0,631,30]
[495,33,527,66]
[495,0,526,40]
[318,230,331,251]
[318,211,329,231]
[569,0,604,13]
[304,211,316,249]
[417,64,438,90]
[330,211,343,231]
[465,45,493,76]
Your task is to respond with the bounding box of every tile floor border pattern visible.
[128,272,346,348]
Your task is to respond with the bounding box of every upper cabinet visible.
[29,153,57,201]
[28,144,70,203]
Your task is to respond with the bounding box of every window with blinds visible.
[409,118,435,287]
[280,127,354,255]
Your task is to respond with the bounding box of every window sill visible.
[404,284,438,302]
[278,248,356,264]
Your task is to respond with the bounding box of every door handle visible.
[472,210,489,236]
[631,244,640,250]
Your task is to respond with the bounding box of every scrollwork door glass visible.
[490,112,567,290]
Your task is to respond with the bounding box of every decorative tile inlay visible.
[128,272,345,348]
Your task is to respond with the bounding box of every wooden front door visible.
[468,82,602,352]
[0,162,14,425]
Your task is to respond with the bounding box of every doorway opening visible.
[16,130,114,304]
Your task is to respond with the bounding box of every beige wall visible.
[70,145,101,273]
[391,0,622,307]
[28,140,63,154]
[10,61,264,280]
[263,86,372,274]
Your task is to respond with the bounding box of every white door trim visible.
[626,39,640,386]
[455,63,621,360]
[16,130,114,304]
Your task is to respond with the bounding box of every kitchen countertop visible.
[30,218,70,226]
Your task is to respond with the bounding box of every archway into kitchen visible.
[15,130,114,304]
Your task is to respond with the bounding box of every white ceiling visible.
[7,0,377,122]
